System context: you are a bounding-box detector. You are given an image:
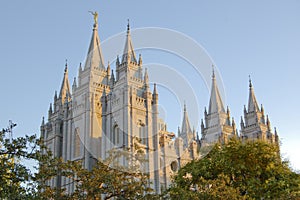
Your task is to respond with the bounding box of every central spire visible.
[248,76,259,112]
[59,61,71,104]
[84,12,105,70]
[181,103,192,134]
[208,66,225,114]
[121,19,137,64]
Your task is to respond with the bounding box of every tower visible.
[40,62,72,190]
[240,78,278,144]
[200,68,236,145]
[178,103,195,148]
[72,18,108,172]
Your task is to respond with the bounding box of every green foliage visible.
[0,126,157,199]
[0,129,44,199]
[35,146,156,199]
[168,138,300,200]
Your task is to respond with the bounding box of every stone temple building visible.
[40,18,278,194]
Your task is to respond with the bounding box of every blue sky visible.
[0,1,299,170]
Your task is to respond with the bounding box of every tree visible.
[68,147,156,199]
[167,138,300,200]
[0,123,157,199]
[35,145,157,199]
[0,127,44,199]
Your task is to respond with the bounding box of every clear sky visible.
[0,1,299,170]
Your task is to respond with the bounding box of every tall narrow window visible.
[74,128,80,157]
[113,125,119,145]
[138,121,146,145]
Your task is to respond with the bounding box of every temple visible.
[40,18,278,194]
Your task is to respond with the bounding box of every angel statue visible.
[89,11,98,24]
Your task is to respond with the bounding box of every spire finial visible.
[249,75,252,88]
[153,83,157,94]
[138,54,142,66]
[184,101,187,112]
[65,59,68,73]
[127,19,130,34]
[212,64,215,79]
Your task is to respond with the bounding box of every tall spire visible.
[85,13,105,70]
[59,61,71,104]
[247,76,259,112]
[208,66,225,114]
[181,103,192,134]
[121,19,137,64]
[144,68,149,84]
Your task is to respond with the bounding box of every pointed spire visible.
[208,65,225,114]
[101,88,106,103]
[59,62,71,104]
[153,83,158,103]
[41,117,45,126]
[266,115,271,129]
[107,61,111,74]
[201,119,205,130]
[249,75,252,88]
[107,61,111,81]
[144,68,149,84]
[49,103,53,114]
[232,117,236,127]
[116,55,120,66]
[181,103,192,134]
[79,62,83,74]
[54,90,57,101]
[153,83,157,95]
[85,17,105,70]
[122,19,137,64]
[72,77,77,89]
[247,76,260,112]
[261,104,264,113]
[226,106,230,115]
[110,70,115,87]
[240,116,245,129]
[138,54,143,66]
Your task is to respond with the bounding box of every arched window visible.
[113,125,120,145]
[138,120,146,145]
[74,128,81,158]
[170,161,178,172]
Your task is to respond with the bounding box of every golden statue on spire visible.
[89,11,98,24]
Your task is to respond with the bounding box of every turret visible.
[110,70,115,88]
[48,103,53,119]
[200,67,235,145]
[116,55,120,80]
[138,54,143,66]
[240,116,245,129]
[179,103,193,148]
[241,77,278,143]
[208,67,225,114]
[266,115,271,130]
[59,63,71,105]
[121,20,137,65]
[72,77,77,92]
[107,62,111,78]
[153,83,158,104]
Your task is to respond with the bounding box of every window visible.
[113,125,120,145]
[138,121,146,144]
[74,128,80,157]
[170,161,178,172]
